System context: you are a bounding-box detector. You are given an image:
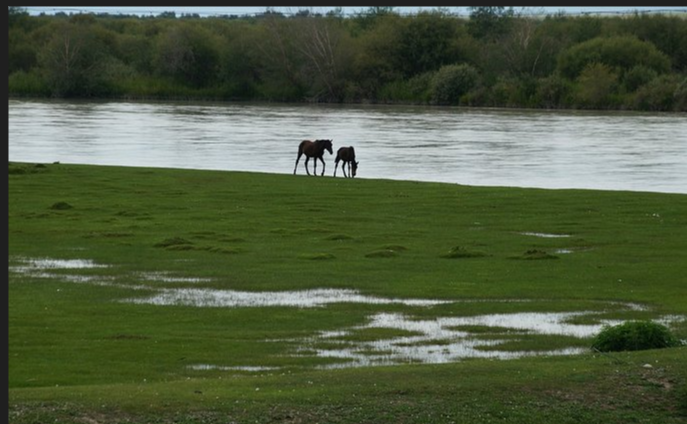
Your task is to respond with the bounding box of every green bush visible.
[632,75,681,111]
[671,76,687,112]
[378,72,434,103]
[535,74,572,109]
[557,36,671,80]
[591,320,682,352]
[623,65,658,93]
[489,77,520,107]
[574,63,619,109]
[430,63,480,105]
[8,70,50,96]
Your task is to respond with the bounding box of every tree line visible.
[8,7,687,111]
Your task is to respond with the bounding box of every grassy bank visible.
[8,162,687,423]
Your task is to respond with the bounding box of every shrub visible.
[632,75,680,111]
[378,72,434,103]
[8,70,50,96]
[557,36,671,80]
[441,246,487,259]
[489,77,520,107]
[50,201,73,210]
[591,320,682,352]
[573,63,619,109]
[623,65,658,93]
[535,74,572,109]
[430,64,480,105]
[674,77,687,112]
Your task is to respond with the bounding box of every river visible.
[8,99,687,193]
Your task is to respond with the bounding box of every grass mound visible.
[365,249,398,258]
[591,321,682,352]
[441,246,487,259]
[154,237,193,248]
[50,201,73,210]
[299,253,335,260]
[513,249,558,260]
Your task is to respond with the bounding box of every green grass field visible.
[9,162,687,423]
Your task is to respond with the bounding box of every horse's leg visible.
[305,157,311,176]
[342,161,348,178]
[293,152,302,175]
[319,156,326,176]
[333,160,339,177]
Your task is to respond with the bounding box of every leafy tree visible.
[154,23,220,88]
[622,65,658,92]
[367,7,395,16]
[467,6,514,40]
[157,11,176,19]
[430,63,480,105]
[350,13,404,99]
[619,14,687,72]
[8,6,28,27]
[217,22,261,99]
[535,73,572,108]
[674,77,687,112]
[632,74,681,111]
[7,9,687,110]
[295,16,354,101]
[395,11,462,77]
[116,33,154,75]
[8,28,37,74]
[557,35,671,80]
[573,63,619,109]
[38,21,112,96]
[253,13,307,100]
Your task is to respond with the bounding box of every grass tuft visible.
[441,246,487,258]
[365,249,398,258]
[50,201,73,210]
[299,253,336,260]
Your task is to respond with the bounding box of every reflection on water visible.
[9,99,687,193]
[124,287,450,308]
[10,256,686,369]
[304,312,603,368]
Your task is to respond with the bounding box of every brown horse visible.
[293,139,333,176]
[333,146,359,178]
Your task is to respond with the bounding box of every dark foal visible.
[293,139,333,176]
[333,146,359,178]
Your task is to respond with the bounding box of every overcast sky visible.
[24,6,687,17]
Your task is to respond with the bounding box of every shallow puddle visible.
[297,312,618,369]
[187,364,279,372]
[138,272,212,284]
[519,232,571,238]
[11,257,110,272]
[9,256,684,369]
[124,288,450,308]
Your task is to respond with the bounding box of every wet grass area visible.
[9,164,687,423]
[9,255,685,370]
